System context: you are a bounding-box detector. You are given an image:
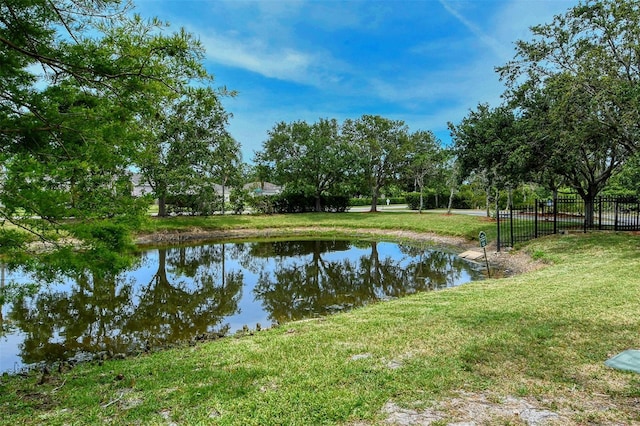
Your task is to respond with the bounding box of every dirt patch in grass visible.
[380,391,568,425]
[371,389,638,425]
[16,389,56,411]
[486,248,547,276]
[135,226,468,246]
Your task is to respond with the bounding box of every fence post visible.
[496,208,501,252]
[614,197,619,231]
[510,203,514,248]
[583,197,587,233]
[534,200,538,238]
[553,196,558,234]
[598,197,603,230]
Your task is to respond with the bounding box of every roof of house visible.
[243,182,282,192]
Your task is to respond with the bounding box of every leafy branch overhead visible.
[450,0,640,219]
[0,0,232,252]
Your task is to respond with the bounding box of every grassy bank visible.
[1,215,639,425]
[138,211,494,242]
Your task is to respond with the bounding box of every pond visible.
[0,239,485,374]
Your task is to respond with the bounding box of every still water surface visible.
[0,239,484,374]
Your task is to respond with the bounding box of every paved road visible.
[430,208,488,217]
[348,205,489,217]
[348,204,411,212]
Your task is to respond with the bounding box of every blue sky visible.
[135,0,578,163]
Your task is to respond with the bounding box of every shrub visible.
[166,194,199,215]
[165,193,222,216]
[405,191,442,210]
[349,197,372,206]
[323,195,349,212]
[405,192,420,210]
[247,195,275,214]
[249,193,349,214]
[230,188,250,214]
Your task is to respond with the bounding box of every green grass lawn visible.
[1,213,639,425]
[139,211,496,242]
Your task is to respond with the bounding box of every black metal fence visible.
[497,195,640,251]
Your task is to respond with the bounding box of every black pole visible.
[510,203,514,248]
[553,197,557,235]
[599,197,603,230]
[583,197,587,233]
[535,199,538,238]
[483,247,490,278]
[496,207,501,252]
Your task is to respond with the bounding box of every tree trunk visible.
[447,187,454,214]
[221,184,225,215]
[584,197,595,229]
[485,187,491,218]
[158,194,167,217]
[419,185,424,214]
[315,194,322,212]
[370,185,380,212]
[581,190,598,229]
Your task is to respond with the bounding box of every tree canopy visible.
[138,87,237,217]
[0,0,222,253]
[496,0,640,220]
[255,118,355,212]
[405,130,443,212]
[449,103,522,214]
[448,0,640,218]
[343,115,411,212]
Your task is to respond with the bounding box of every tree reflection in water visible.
[252,240,481,323]
[1,239,482,373]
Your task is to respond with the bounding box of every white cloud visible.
[197,31,313,82]
[195,26,356,91]
[438,0,512,61]
[143,0,583,160]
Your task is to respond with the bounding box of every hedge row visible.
[249,193,349,214]
[166,194,221,216]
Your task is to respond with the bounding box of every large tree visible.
[449,104,522,216]
[256,118,355,212]
[498,0,640,224]
[199,134,242,215]
[342,115,410,212]
[517,74,626,223]
[0,0,210,249]
[138,87,234,217]
[406,130,443,213]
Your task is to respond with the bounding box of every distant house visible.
[212,183,231,202]
[131,174,233,202]
[131,173,153,197]
[243,182,283,196]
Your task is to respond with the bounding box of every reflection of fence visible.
[497,195,640,251]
